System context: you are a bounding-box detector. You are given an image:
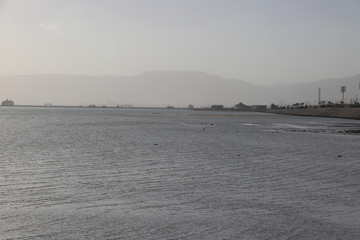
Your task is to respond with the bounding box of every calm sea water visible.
[1,107,360,240]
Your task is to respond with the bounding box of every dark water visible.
[1,107,360,239]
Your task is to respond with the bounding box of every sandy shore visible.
[268,108,360,120]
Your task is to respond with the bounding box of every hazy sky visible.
[1,0,360,85]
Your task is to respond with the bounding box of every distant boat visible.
[2,99,14,106]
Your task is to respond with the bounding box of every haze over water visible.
[1,107,360,239]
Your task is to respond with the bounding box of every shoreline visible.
[3,105,360,121]
[268,108,360,120]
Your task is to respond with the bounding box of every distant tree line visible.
[270,101,360,110]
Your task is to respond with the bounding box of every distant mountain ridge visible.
[0,72,359,107]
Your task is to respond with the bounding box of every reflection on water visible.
[1,107,360,239]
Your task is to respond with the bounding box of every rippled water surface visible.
[1,107,360,239]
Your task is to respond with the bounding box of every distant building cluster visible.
[0,97,267,111]
[185,102,267,112]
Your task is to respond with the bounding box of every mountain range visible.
[0,72,359,107]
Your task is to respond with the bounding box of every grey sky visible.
[1,0,359,85]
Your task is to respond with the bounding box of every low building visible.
[234,102,251,111]
[253,105,267,111]
[2,99,14,106]
[211,105,224,111]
